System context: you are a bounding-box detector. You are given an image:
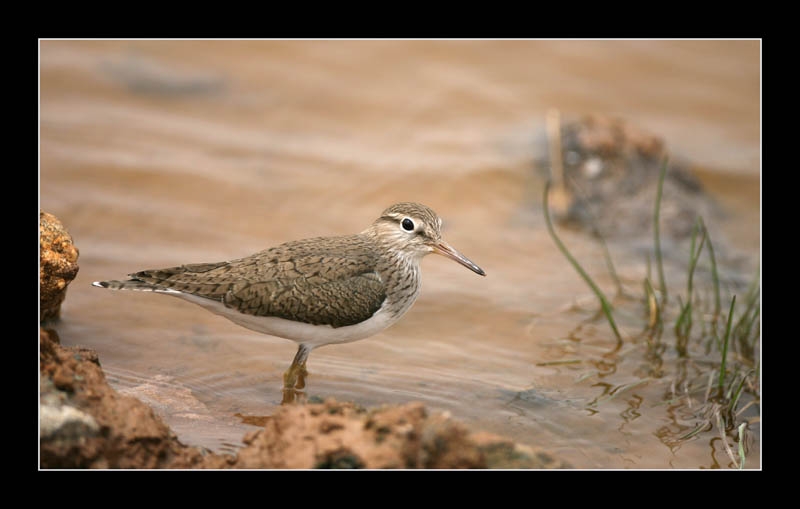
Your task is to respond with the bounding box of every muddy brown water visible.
[40,40,760,468]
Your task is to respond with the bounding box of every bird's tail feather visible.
[92,280,179,293]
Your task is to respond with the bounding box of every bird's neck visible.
[360,230,423,316]
[380,253,422,318]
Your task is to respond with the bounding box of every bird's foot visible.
[281,362,309,405]
[295,362,308,390]
[281,387,307,405]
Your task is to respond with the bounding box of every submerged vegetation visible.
[543,158,760,469]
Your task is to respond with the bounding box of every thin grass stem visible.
[567,176,624,298]
[718,295,737,396]
[543,180,622,343]
[729,370,753,414]
[654,158,668,302]
[701,218,721,320]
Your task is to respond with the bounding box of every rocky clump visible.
[234,399,567,469]
[40,212,80,322]
[540,114,719,243]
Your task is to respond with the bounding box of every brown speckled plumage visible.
[123,235,388,327]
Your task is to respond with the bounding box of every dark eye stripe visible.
[402,218,415,231]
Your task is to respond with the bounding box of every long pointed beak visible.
[432,240,486,276]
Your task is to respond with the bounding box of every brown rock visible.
[575,114,665,159]
[40,212,80,322]
[233,400,568,469]
[539,114,713,243]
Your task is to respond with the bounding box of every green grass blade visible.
[566,177,624,297]
[725,368,740,400]
[701,217,721,319]
[718,295,737,396]
[654,158,668,302]
[687,219,707,297]
[684,218,706,336]
[543,180,622,343]
[672,221,707,354]
[729,369,753,414]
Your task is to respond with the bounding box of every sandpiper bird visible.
[93,202,485,403]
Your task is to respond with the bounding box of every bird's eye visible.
[401,218,415,231]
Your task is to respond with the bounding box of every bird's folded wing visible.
[129,238,387,328]
[224,271,386,327]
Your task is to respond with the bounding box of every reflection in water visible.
[637,339,666,379]
[618,394,643,437]
[234,413,270,427]
[706,437,727,470]
[41,40,759,468]
[545,282,759,469]
[281,388,308,405]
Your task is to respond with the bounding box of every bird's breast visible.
[377,258,422,321]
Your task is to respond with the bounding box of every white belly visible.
[166,291,409,349]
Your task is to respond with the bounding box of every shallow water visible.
[40,40,760,468]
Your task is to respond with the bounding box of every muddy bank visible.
[40,328,567,469]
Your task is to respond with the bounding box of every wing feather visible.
[129,235,387,328]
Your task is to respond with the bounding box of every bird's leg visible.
[295,360,308,390]
[282,344,311,404]
[283,344,311,389]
